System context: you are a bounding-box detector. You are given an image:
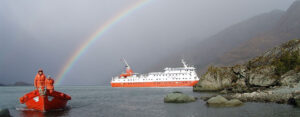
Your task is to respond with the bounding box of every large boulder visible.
[207,95,228,104]
[164,92,196,103]
[193,66,236,91]
[248,66,277,87]
[280,70,300,86]
[0,108,11,117]
[206,95,243,107]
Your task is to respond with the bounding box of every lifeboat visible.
[20,90,71,112]
[19,75,71,112]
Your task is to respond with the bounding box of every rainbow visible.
[55,0,151,85]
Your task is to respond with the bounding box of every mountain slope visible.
[152,9,285,72]
[154,1,300,74]
[217,1,300,65]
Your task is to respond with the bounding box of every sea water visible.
[1,86,300,117]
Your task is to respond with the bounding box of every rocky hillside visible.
[193,39,300,92]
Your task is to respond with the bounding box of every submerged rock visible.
[207,95,228,105]
[0,108,11,117]
[164,92,196,103]
[220,89,228,94]
[225,99,243,107]
[206,95,243,107]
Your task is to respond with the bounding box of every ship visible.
[111,59,199,87]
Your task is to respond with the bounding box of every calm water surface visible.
[1,86,300,117]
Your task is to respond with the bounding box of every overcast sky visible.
[0,0,295,85]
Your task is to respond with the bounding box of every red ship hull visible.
[111,81,198,87]
[20,90,71,112]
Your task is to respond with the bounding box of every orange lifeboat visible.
[19,90,71,112]
[19,71,71,112]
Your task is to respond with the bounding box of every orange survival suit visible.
[45,77,55,93]
[34,69,46,91]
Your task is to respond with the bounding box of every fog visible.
[0,0,294,85]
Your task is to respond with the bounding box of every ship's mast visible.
[122,58,130,69]
[182,59,188,68]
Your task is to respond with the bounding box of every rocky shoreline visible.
[201,86,300,104]
[193,39,300,106]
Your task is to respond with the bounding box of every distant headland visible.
[0,81,33,86]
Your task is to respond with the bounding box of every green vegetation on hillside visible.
[273,50,300,76]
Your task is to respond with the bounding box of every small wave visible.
[68,103,93,109]
[15,106,71,112]
[15,107,36,111]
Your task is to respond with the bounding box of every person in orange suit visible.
[45,76,55,94]
[34,69,46,95]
